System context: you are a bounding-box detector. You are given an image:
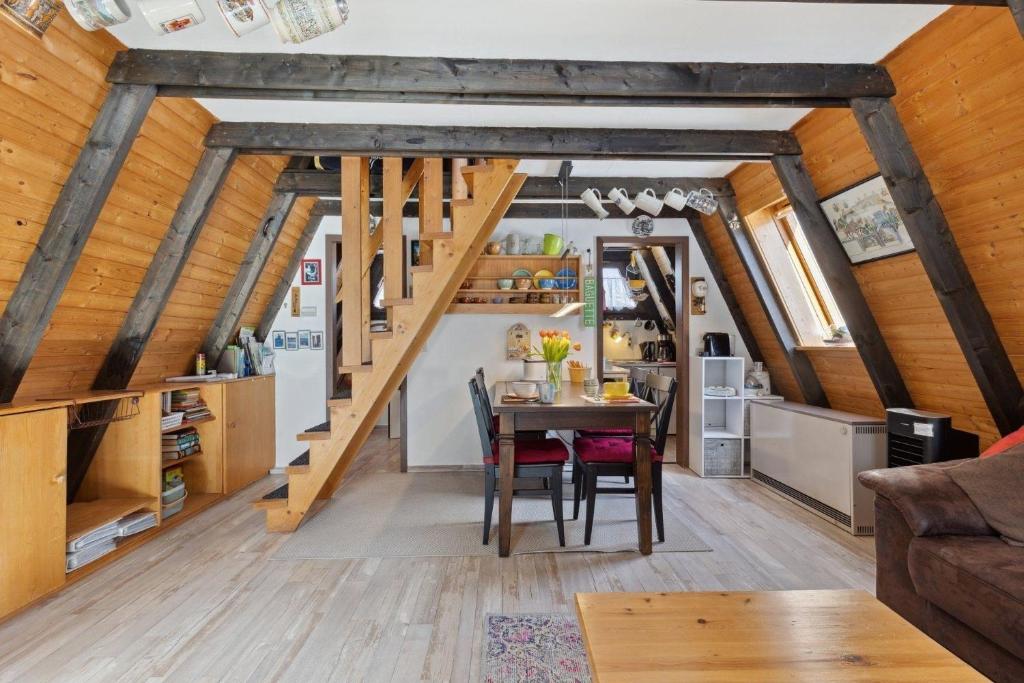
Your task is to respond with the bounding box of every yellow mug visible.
[604,380,629,397]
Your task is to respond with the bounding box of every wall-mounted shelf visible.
[161,415,215,434]
[447,303,577,315]
[66,498,154,543]
[449,254,582,315]
[161,451,203,468]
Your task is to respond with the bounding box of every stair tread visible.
[380,297,414,307]
[337,364,373,373]
[461,163,492,174]
[263,483,289,501]
[418,231,453,240]
[410,265,433,273]
[289,450,310,468]
[306,421,330,433]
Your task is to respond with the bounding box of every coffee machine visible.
[702,332,731,357]
[655,334,675,362]
[639,341,657,362]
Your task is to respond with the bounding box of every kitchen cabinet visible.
[223,376,276,494]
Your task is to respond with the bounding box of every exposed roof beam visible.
[311,198,694,220]
[108,50,895,107]
[275,171,731,198]
[208,124,800,159]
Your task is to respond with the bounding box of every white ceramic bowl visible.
[511,382,536,398]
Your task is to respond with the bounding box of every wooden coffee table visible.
[575,590,984,682]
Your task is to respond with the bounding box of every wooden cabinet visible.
[223,376,276,494]
[0,409,67,616]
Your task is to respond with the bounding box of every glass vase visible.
[546,361,563,400]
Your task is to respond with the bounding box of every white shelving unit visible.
[688,356,782,478]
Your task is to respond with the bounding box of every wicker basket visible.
[703,439,743,476]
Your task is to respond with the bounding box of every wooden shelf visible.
[475,254,578,260]
[161,414,215,434]
[458,287,579,294]
[447,303,580,314]
[67,498,155,542]
[161,451,203,468]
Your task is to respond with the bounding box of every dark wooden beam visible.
[65,146,238,501]
[716,189,829,407]
[685,211,765,363]
[205,123,800,159]
[1009,0,1024,36]
[772,154,913,409]
[0,84,156,403]
[851,97,1024,433]
[255,205,327,340]
[200,189,298,368]
[275,170,731,198]
[107,50,895,106]
[312,198,692,220]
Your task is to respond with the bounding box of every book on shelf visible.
[66,520,120,553]
[117,511,157,537]
[66,538,117,573]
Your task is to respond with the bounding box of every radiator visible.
[749,401,886,536]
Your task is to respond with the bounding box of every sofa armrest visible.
[858,461,992,537]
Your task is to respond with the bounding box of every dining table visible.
[492,381,658,557]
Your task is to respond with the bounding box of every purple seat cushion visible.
[909,535,1024,660]
[578,428,632,438]
[574,436,662,464]
[486,438,568,466]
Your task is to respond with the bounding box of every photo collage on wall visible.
[272,330,324,351]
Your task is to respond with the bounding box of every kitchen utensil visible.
[568,365,591,384]
[2,0,63,36]
[604,380,629,397]
[511,381,537,398]
[485,241,502,255]
[631,215,655,238]
[554,267,577,290]
[504,233,521,255]
[607,187,636,215]
[542,233,564,256]
[538,382,556,404]
[68,0,131,30]
[496,279,513,290]
[702,332,731,357]
[633,188,663,216]
[216,0,270,35]
[515,278,532,290]
[686,188,719,215]
[657,334,676,362]
[523,359,546,381]
[511,268,532,278]
[270,0,347,43]
[663,187,688,211]
[580,188,609,219]
[532,269,555,289]
[640,341,657,362]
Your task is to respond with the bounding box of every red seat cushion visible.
[578,428,632,438]
[574,436,662,464]
[486,438,569,466]
[981,425,1024,458]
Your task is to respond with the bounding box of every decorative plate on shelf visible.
[511,268,532,279]
[533,269,555,289]
[554,267,577,290]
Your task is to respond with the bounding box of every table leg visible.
[498,412,515,557]
[633,411,653,555]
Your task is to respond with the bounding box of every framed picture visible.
[297,330,311,350]
[310,331,324,350]
[819,175,915,265]
[285,332,298,351]
[271,330,286,350]
[301,258,322,285]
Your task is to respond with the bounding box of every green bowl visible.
[542,233,564,256]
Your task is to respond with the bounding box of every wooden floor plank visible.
[0,428,874,682]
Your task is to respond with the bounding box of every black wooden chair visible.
[469,379,567,547]
[572,372,676,545]
[577,366,653,440]
[474,367,546,440]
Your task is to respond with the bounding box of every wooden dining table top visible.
[492,382,656,413]
[575,589,985,682]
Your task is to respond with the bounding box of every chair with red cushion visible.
[577,367,652,439]
[572,372,676,545]
[469,379,567,547]
[475,367,546,440]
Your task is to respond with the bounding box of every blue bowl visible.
[538,278,556,290]
[555,268,577,290]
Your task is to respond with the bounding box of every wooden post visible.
[451,158,469,200]
[633,410,654,555]
[716,190,829,407]
[200,189,297,368]
[0,83,156,403]
[851,97,1024,433]
[256,203,326,340]
[772,154,913,409]
[686,212,765,363]
[341,157,370,368]
[65,146,237,500]
[382,158,405,324]
[419,158,444,263]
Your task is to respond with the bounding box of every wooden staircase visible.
[256,157,526,531]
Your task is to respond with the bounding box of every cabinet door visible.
[0,409,67,617]
[223,377,276,494]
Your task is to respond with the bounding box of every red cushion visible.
[578,428,632,438]
[574,436,662,464]
[486,438,569,466]
[981,425,1024,458]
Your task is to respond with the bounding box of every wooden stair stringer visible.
[261,161,526,532]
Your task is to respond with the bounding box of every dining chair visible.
[468,379,567,547]
[572,371,676,545]
[577,366,653,440]
[475,367,546,439]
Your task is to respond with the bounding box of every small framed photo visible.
[271,330,286,350]
[301,258,322,285]
[310,331,324,350]
[285,332,298,351]
[297,330,311,350]
[819,174,915,265]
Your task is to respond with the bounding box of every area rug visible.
[483,614,591,683]
[273,472,711,559]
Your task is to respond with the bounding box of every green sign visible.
[582,276,597,327]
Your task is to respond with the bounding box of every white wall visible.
[405,216,750,469]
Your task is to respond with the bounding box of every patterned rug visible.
[483,614,592,683]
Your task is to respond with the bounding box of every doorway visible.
[595,236,689,468]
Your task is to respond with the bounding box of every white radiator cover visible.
[749,401,886,535]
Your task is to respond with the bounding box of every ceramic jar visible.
[504,233,521,256]
[217,0,272,36]
[65,0,130,30]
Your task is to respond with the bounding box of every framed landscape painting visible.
[819,175,915,265]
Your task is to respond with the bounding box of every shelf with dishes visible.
[448,254,582,314]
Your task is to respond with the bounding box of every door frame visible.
[595,236,690,468]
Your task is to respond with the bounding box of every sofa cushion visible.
[574,436,663,464]
[981,425,1024,458]
[908,535,1024,661]
[859,462,992,537]
[486,438,568,466]
[947,445,1024,546]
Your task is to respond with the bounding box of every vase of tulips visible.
[534,329,582,400]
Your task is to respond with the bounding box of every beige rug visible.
[274,471,711,559]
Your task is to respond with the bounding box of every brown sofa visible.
[859,461,1024,683]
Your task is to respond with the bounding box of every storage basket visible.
[703,439,743,476]
[162,491,188,519]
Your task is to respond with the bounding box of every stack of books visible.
[66,521,119,573]
[170,389,211,424]
[162,427,201,461]
[160,412,184,431]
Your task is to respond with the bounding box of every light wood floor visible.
[0,429,875,683]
